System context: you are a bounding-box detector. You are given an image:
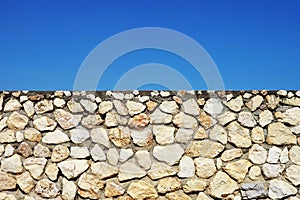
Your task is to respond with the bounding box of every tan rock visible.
[266,95,279,109]
[104,181,125,197]
[249,144,267,164]
[17,142,32,158]
[157,177,181,194]
[91,162,118,179]
[1,154,23,174]
[194,157,216,178]
[282,97,300,107]
[183,178,207,193]
[135,150,152,170]
[238,111,257,128]
[267,122,296,145]
[209,171,239,199]
[24,128,42,142]
[173,112,198,129]
[198,111,214,129]
[4,99,22,112]
[159,100,178,114]
[153,125,175,145]
[35,179,59,198]
[226,95,243,112]
[224,159,252,182]
[54,109,82,130]
[209,124,227,144]
[148,162,177,180]
[53,98,65,108]
[118,161,146,181]
[251,126,265,143]
[227,121,251,148]
[108,126,131,147]
[42,130,70,144]
[0,117,7,132]
[80,99,97,113]
[67,99,84,113]
[279,107,300,125]
[194,127,208,139]
[91,127,110,147]
[289,146,300,165]
[127,180,158,200]
[113,100,128,115]
[33,116,57,131]
[23,100,35,117]
[166,190,192,200]
[78,172,104,199]
[45,163,59,181]
[7,111,28,130]
[185,139,224,158]
[286,165,300,186]
[150,109,172,124]
[34,144,50,157]
[183,98,200,115]
[126,101,146,116]
[217,111,236,126]
[130,126,153,147]
[221,148,243,162]
[128,113,149,129]
[248,165,262,180]
[34,99,53,114]
[146,100,158,111]
[62,178,77,200]
[51,145,70,162]
[259,110,273,127]
[16,171,35,193]
[0,172,16,191]
[58,159,90,179]
[0,130,16,143]
[246,95,263,111]
[23,157,47,179]
[98,101,113,114]
[196,192,213,200]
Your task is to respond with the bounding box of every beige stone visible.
[226,95,243,112]
[183,178,207,193]
[166,190,192,200]
[249,144,267,164]
[35,99,53,114]
[16,171,35,193]
[23,100,35,117]
[62,178,77,200]
[209,124,227,144]
[51,145,70,162]
[153,144,184,165]
[259,110,273,127]
[54,109,82,130]
[198,111,215,129]
[248,165,262,180]
[4,99,22,112]
[286,165,300,186]
[23,157,47,179]
[34,144,50,157]
[35,179,59,198]
[17,142,32,158]
[45,163,59,181]
[150,109,173,124]
[251,126,265,143]
[157,177,181,194]
[127,180,158,200]
[227,121,252,148]
[221,148,243,162]
[173,112,198,129]
[246,95,263,111]
[24,128,42,142]
[118,161,146,181]
[126,101,146,116]
[159,100,178,114]
[178,156,195,178]
[7,111,28,130]
[267,122,296,145]
[289,146,300,165]
[108,127,131,147]
[0,130,16,143]
[1,154,23,174]
[185,139,224,158]
[224,159,252,182]
[33,116,57,131]
[152,125,175,145]
[128,113,149,129]
[194,157,216,178]
[0,172,16,191]
[78,172,104,199]
[98,101,113,114]
[58,159,89,179]
[268,179,297,199]
[104,181,125,197]
[91,162,119,179]
[148,162,177,180]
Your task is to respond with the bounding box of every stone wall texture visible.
[0,90,300,199]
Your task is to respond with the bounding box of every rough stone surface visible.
[127,180,158,199]
[268,179,297,199]
[267,122,297,145]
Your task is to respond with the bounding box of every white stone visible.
[107,148,119,165]
[135,150,152,170]
[251,126,265,143]
[98,101,113,114]
[249,144,267,164]
[69,126,89,144]
[42,129,70,144]
[159,101,178,114]
[209,124,227,144]
[246,95,264,111]
[286,165,300,186]
[67,99,84,113]
[178,156,195,178]
[62,178,77,200]
[7,111,28,130]
[4,144,14,157]
[153,144,184,165]
[227,121,251,148]
[119,148,134,162]
[226,95,244,112]
[0,117,7,132]
[259,110,273,127]
[204,98,223,115]
[70,146,90,159]
[35,179,59,198]
[153,125,175,145]
[173,112,198,129]
[268,179,297,199]
[34,99,53,114]
[118,161,147,181]
[112,92,124,100]
[289,146,300,165]
[4,99,22,112]
[23,157,47,179]
[33,116,57,131]
[175,128,194,143]
[194,157,216,178]
[130,127,153,147]
[150,109,173,124]
[267,146,282,163]
[91,162,118,179]
[238,111,257,128]
[53,98,65,108]
[104,112,118,127]
[23,100,35,117]
[54,109,82,130]
[90,144,106,161]
[217,111,236,126]
[182,99,199,115]
[1,154,23,173]
[126,101,146,116]
[280,147,289,163]
[90,127,110,147]
[58,159,90,179]
[80,99,97,113]
[280,107,300,125]
[262,163,285,178]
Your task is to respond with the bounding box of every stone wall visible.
[0,90,300,199]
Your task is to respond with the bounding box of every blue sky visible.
[0,0,300,90]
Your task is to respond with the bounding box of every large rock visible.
[62,178,77,200]
[80,99,97,113]
[279,107,300,125]
[209,171,239,199]
[249,144,267,164]
[108,127,131,147]
[224,159,252,182]
[150,109,172,124]
[159,101,178,114]
[104,181,125,197]
[147,162,177,180]
[0,172,16,191]
[118,161,146,181]
[152,125,175,145]
[78,172,104,199]
[166,190,192,200]
[0,130,16,143]
[69,126,90,144]
[203,98,223,115]
[24,128,42,142]
[126,101,146,116]
[7,111,28,130]
[227,121,251,148]
[185,139,224,158]
[157,177,181,194]
[4,99,22,112]
[35,179,59,198]
[267,122,296,145]
[172,112,198,129]
[16,171,35,193]
[91,162,118,179]
[42,130,70,144]
[34,99,53,114]
[267,146,282,164]
[178,156,195,178]
[194,157,216,178]
[259,110,273,127]
[1,154,23,174]
[183,99,200,115]
[241,182,267,199]
[33,116,57,131]
[268,179,297,199]
[262,163,285,179]
[58,159,89,179]
[238,111,257,128]
[51,145,70,162]
[286,165,300,186]
[23,157,47,179]
[221,148,243,162]
[130,127,153,147]
[183,178,207,193]
[208,124,227,144]
[289,146,300,165]
[226,95,243,112]
[98,101,113,114]
[153,144,184,165]
[54,109,82,130]
[90,127,110,147]
[246,95,263,111]
[128,113,149,129]
[127,180,158,199]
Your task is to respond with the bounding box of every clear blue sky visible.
[1,0,300,90]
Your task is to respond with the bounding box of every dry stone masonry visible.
[0,90,300,199]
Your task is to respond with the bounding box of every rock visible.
[42,130,70,144]
[280,147,289,163]
[249,144,267,164]
[91,162,118,179]
[69,126,90,144]
[104,181,125,197]
[58,159,90,179]
[16,142,32,158]
[282,97,300,106]
[24,128,42,142]
[0,130,16,143]
[135,150,152,170]
[33,116,57,131]
[286,165,300,186]
[221,148,243,162]
[35,179,59,198]
[67,99,84,113]
[119,148,134,162]
[185,139,224,158]
[146,100,158,111]
[130,127,153,147]
[196,192,213,200]
[90,127,110,147]
[7,111,28,130]
[209,124,227,144]
[53,98,65,108]
[268,179,297,199]
[227,121,251,148]
[194,127,208,139]
[128,113,149,129]
[267,122,296,145]
[226,95,243,112]
[150,109,172,124]
[0,172,16,191]
[0,117,7,132]
[98,101,113,114]
[224,159,252,182]
[78,172,104,199]
[15,131,23,142]
[16,171,35,193]
[183,178,207,193]
[209,171,239,199]
[248,166,262,180]
[259,110,273,127]
[182,98,200,115]
[54,109,82,130]
[251,126,265,143]
[262,163,285,178]
[153,144,184,165]
[159,101,178,114]
[70,146,90,158]
[45,163,59,181]
[4,144,13,157]
[107,148,119,166]
[279,107,300,125]
[199,111,216,129]
[90,144,106,161]
[194,157,216,178]
[217,111,236,126]
[51,145,70,162]
[246,95,263,111]
[62,178,77,200]
[157,177,181,193]
[126,101,146,116]
[203,98,223,115]
[23,157,47,179]
[1,154,23,173]
[148,162,177,180]
[173,112,198,129]
[289,146,300,165]
[178,156,195,178]
[34,99,53,114]
[127,180,158,199]
[118,161,146,181]
[267,146,281,163]
[152,125,175,145]
[241,182,267,199]
[166,190,192,200]
[108,127,131,147]
[238,111,257,128]
[34,144,50,157]
[4,99,22,112]
[23,100,35,117]
[266,95,280,109]
[80,99,97,113]
[104,112,118,127]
